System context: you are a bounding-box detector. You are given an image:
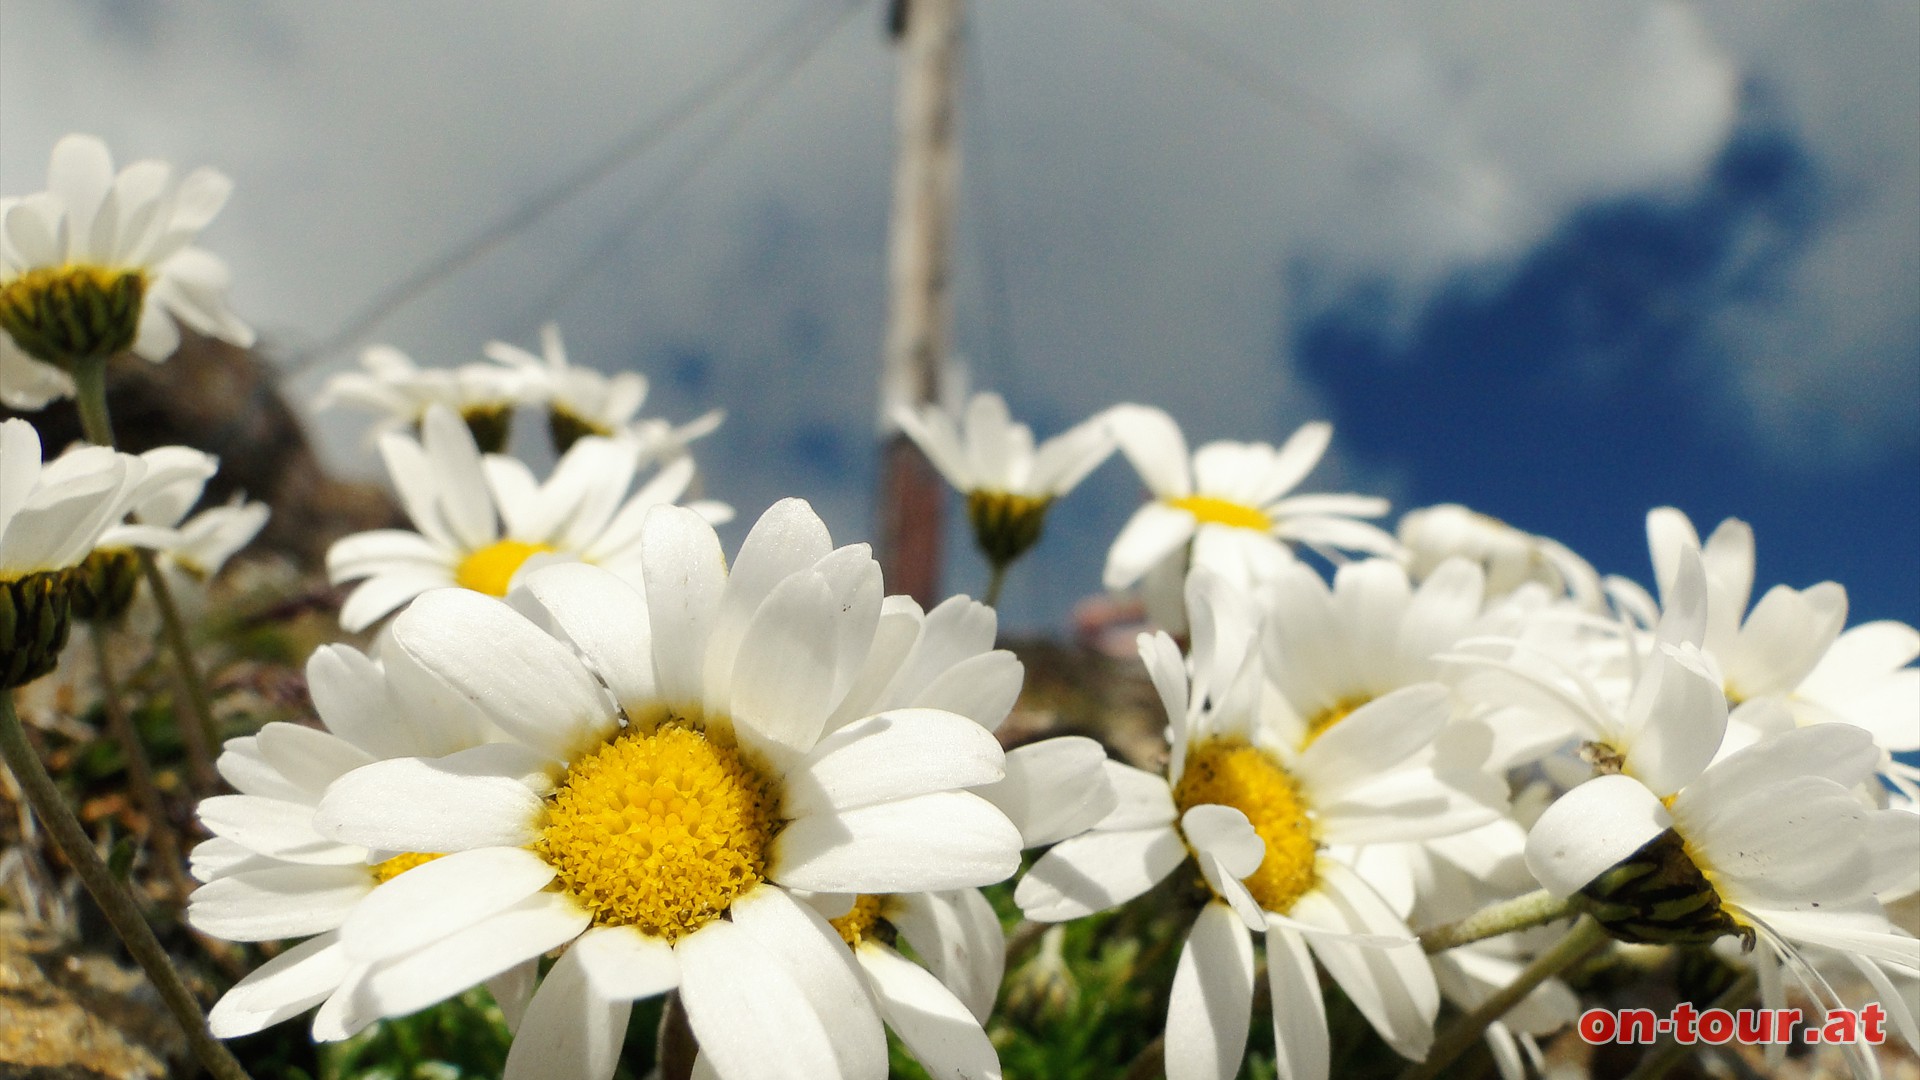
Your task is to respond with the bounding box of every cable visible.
[518,0,870,333]
[1087,0,1523,240]
[288,1,831,373]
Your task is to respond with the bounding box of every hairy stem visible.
[1418,888,1580,953]
[1401,916,1611,1080]
[0,692,252,1080]
[984,562,1010,609]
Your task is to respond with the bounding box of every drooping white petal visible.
[1165,901,1256,1080]
[887,889,1005,1023]
[1296,684,1451,799]
[1266,925,1330,1080]
[975,736,1118,848]
[196,796,365,866]
[354,890,590,1027]
[502,946,631,1080]
[676,888,885,1080]
[1294,864,1438,1062]
[207,932,354,1038]
[571,924,680,1002]
[858,942,1003,1080]
[1524,775,1671,898]
[1016,826,1186,921]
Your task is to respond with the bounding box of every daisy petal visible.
[1524,775,1671,898]
[314,755,545,854]
[858,942,1002,1080]
[887,889,1005,1022]
[1015,826,1186,921]
[503,946,631,1080]
[207,932,353,1039]
[571,925,680,1002]
[772,791,1020,894]
[341,847,554,962]
[356,890,589,1025]
[1166,902,1255,1080]
[976,736,1117,848]
[783,709,1006,818]
[1267,925,1330,1080]
[187,866,372,942]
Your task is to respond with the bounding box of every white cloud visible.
[3,0,1909,626]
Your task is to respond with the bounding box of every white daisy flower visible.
[0,134,252,407]
[316,344,529,453]
[311,501,1026,1080]
[2,418,146,686]
[187,641,509,1040]
[1527,723,1920,1071]
[97,443,268,576]
[1449,544,1725,796]
[1398,503,1602,611]
[325,403,730,631]
[774,589,1113,1080]
[1017,572,1496,1080]
[893,391,1116,570]
[1102,404,1395,630]
[1646,507,1919,795]
[484,322,726,463]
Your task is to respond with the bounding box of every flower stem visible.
[0,691,253,1080]
[89,621,193,903]
[1621,966,1760,1080]
[70,356,115,447]
[984,562,1009,609]
[67,359,223,792]
[138,550,222,792]
[1418,888,1580,953]
[1400,915,1611,1080]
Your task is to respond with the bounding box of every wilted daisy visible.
[1,418,145,686]
[188,641,507,1040]
[312,502,1025,1080]
[1644,507,1919,794]
[326,403,730,631]
[316,344,529,453]
[1103,404,1395,630]
[1527,723,1920,1067]
[1018,572,1497,1080]
[893,391,1115,574]
[0,134,252,408]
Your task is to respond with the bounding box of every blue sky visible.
[3,0,1914,632]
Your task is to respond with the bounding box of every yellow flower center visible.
[454,539,553,596]
[368,851,444,885]
[1174,740,1318,915]
[0,264,147,365]
[1302,696,1371,746]
[1166,495,1269,532]
[536,723,778,941]
[829,894,890,947]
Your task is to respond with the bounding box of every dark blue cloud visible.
[1294,99,1919,624]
